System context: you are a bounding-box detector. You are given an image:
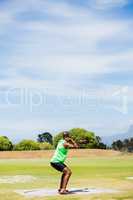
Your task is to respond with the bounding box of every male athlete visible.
[50,131,78,195]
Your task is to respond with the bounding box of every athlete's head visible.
[63,131,70,140]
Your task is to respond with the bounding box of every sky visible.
[0,0,133,142]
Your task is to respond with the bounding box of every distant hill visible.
[102,125,133,146]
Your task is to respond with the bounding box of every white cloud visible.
[2,0,131,79]
[6,47,133,81]
[0,12,11,24]
[0,11,13,35]
[89,0,128,10]
[21,19,127,43]
[4,18,131,80]
[0,0,132,94]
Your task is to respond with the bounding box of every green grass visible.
[0,155,133,200]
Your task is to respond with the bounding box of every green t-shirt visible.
[51,139,68,163]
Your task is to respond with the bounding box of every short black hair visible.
[63,131,70,139]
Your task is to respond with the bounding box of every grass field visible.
[0,150,133,200]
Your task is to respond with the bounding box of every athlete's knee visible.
[69,169,72,176]
[64,168,72,176]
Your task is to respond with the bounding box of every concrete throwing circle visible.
[15,188,118,197]
[0,175,36,184]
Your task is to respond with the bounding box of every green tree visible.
[112,138,133,152]
[112,140,123,150]
[98,142,107,149]
[14,140,40,151]
[95,136,107,149]
[39,142,54,150]
[0,136,13,151]
[123,139,129,148]
[53,128,98,149]
[37,132,53,144]
[128,138,133,152]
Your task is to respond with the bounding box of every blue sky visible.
[0,0,133,142]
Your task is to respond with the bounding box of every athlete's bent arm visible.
[64,140,78,149]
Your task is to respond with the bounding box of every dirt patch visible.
[0,149,122,159]
[0,175,37,184]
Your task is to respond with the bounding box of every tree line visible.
[0,128,132,152]
[0,128,107,151]
[112,138,133,152]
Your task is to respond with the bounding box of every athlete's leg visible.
[59,167,72,194]
[59,173,65,192]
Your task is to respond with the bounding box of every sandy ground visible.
[0,149,123,159]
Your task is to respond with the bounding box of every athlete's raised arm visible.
[64,138,78,149]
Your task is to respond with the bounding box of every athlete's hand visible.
[74,143,79,148]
